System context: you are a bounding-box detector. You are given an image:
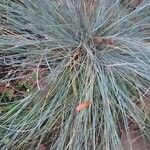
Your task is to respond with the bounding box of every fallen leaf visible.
[76,100,92,112]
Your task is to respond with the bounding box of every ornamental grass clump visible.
[0,0,150,149]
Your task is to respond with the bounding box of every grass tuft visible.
[0,0,150,149]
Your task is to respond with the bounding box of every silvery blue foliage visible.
[0,0,150,149]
